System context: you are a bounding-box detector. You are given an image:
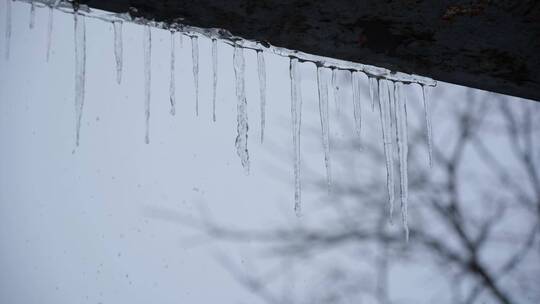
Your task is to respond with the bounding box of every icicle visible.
[369,77,378,112]
[331,68,340,115]
[421,85,433,167]
[169,31,176,116]
[351,71,362,139]
[74,13,86,147]
[290,58,303,217]
[191,36,199,116]
[257,50,267,143]
[211,38,218,121]
[113,21,123,84]
[46,7,53,61]
[233,46,250,173]
[378,79,395,222]
[317,66,332,192]
[393,82,409,241]
[5,0,11,60]
[143,25,151,144]
[29,2,36,29]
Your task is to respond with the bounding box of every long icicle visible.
[169,31,176,115]
[393,82,409,241]
[29,2,36,29]
[211,38,218,121]
[74,12,86,147]
[5,0,12,60]
[378,79,395,222]
[290,58,303,216]
[191,36,199,116]
[257,50,267,143]
[113,21,123,84]
[143,25,151,144]
[351,71,362,140]
[331,68,340,115]
[421,85,433,167]
[233,46,250,173]
[46,7,53,61]
[317,66,332,192]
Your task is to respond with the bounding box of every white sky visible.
[1,1,538,304]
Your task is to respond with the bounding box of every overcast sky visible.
[1,1,539,304]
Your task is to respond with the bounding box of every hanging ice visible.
[233,46,250,173]
[5,0,11,60]
[74,13,86,147]
[290,58,303,216]
[257,50,267,143]
[143,25,151,144]
[317,66,332,192]
[46,7,53,61]
[169,31,176,116]
[378,79,395,221]
[191,36,199,116]
[351,71,362,139]
[331,69,340,115]
[421,85,433,167]
[211,38,218,121]
[29,2,36,29]
[113,21,123,85]
[393,82,409,241]
[369,77,378,112]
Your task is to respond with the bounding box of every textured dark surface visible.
[80,0,540,101]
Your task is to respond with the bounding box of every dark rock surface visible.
[80,0,540,101]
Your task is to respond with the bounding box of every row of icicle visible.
[5,0,435,240]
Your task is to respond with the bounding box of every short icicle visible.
[257,50,267,143]
[191,36,199,116]
[113,21,123,84]
[331,68,340,115]
[421,85,434,167]
[143,25,151,144]
[393,82,409,241]
[233,46,250,174]
[290,58,303,217]
[46,7,53,61]
[5,0,12,60]
[378,79,396,222]
[74,12,87,147]
[29,2,36,29]
[369,77,378,112]
[351,71,362,140]
[169,31,176,115]
[211,38,218,121]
